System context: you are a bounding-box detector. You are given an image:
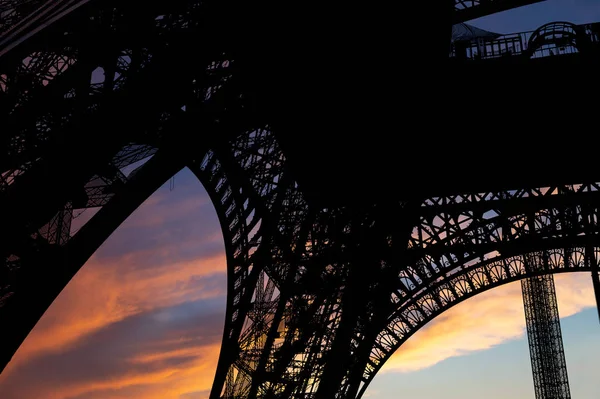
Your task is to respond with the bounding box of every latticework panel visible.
[194,129,368,398]
[521,254,571,399]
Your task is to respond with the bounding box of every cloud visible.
[7,258,226,365]
[91,170,224,267]
[0,299,224,399]
[179,391,210,399]
[382,273,596,373]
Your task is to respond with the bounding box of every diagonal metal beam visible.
[454,0,545,23]
[0,148,185,374]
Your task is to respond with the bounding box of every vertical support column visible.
[590,248,600,324]
[521,255,571,399]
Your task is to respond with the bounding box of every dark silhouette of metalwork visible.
[451,21,600,59]
[2,1,600,398]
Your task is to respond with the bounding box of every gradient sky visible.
[1,2,600,398]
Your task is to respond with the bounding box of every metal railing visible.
[450,22,600,61]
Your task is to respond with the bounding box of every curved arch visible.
[189,130,307,397]
[526,21,583,57]
[358,246,597,398]
[352,186,600,397]
[193,130,381,399]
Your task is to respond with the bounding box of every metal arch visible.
[270,183,600,398]
[395,245,597,319]
[526,21,583,57]
[190,128,370,398]
[351,184,600,397]
[189,129,307,397]
[0,115,271,376]
[188,135,410,399]
[356,247,595,398]
[397,185,600,304]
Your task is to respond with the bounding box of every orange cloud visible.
[1,336,221,399]
[60,344,221,399]
[4,251,226,370]
[382,272,596,373]
[0,171,228,399]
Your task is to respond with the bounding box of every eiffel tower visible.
[1,0,600,398]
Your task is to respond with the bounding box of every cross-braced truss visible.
[522,270,571,399]
[1,1,600,399]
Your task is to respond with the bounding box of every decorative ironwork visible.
[1,2,600,399]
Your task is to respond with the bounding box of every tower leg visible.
[521,258,571,399]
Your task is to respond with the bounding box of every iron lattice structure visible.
[522,267,571,399]
[1,1,600,398]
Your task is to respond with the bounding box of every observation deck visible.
[274,21,600,207]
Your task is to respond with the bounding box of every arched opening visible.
[0,167,228,399]
[367,273,599,399]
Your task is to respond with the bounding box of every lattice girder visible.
[195,129,370,399]
[521,254,571,399]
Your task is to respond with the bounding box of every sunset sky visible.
[1,1,600,398]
